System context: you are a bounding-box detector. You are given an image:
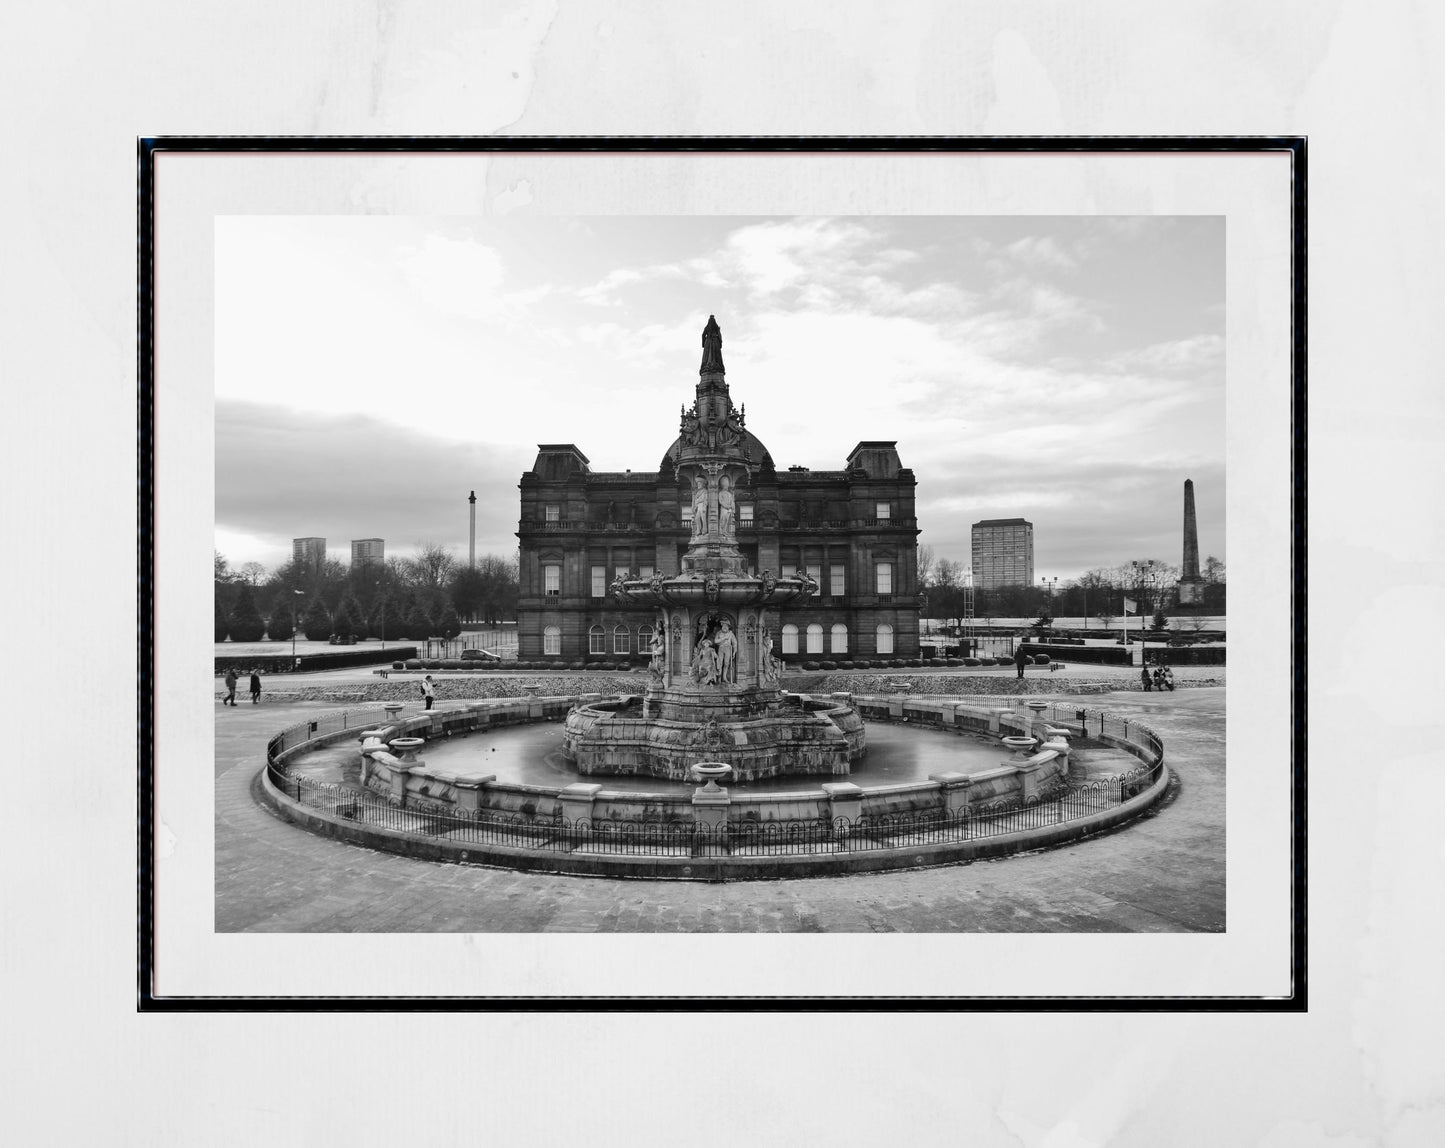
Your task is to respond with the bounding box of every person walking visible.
[1162,665,1175,691]
[1140,664,1152,692]
[223,668,238,706]
[1014,643,1028,680]
[421,674,435,711]
[249,668,262,704]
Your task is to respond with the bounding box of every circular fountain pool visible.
[286,711,1136,794]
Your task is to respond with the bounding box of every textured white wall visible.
[3,2,1439,1145]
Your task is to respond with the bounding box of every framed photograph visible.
[141,137,1303,1007]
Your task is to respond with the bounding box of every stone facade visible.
[516,318,921,662]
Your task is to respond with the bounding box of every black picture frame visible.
[139,135,1305,1011]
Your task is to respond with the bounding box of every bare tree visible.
[406,542,457,590]
[238,561,267,586]
[916,544,936,590]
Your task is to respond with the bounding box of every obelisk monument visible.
[1177,478,1205,605]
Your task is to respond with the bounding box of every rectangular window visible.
[591,565,605,597]
[875,502,891,520]
[615,566,629,585]
[806,564,821,588]
[740,504,754,525]
[544,564,561,595]
[830,564,845,597]
[639,565,655,580]
[781,563,797,579]
[545,504,561,522]
[876,562,893,595]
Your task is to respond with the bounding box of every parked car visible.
[460,648,501,661]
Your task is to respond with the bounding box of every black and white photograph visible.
[211,212,1231,938]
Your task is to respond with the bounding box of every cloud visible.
[399,234,507,320]
[216,401,527,571]
[1105,334,1224,375]
[1005,235,1077,270]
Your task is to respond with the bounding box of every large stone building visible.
[970,518,1034,589]
[517,317,921,662]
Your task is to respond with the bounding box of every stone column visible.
[452,774,495,815]
[822,781,864,827]
[930,771,972,817]
[558,782,602,827]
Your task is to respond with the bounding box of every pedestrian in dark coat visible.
[1140,665,1152,692]
[249,669,262,704]
[223,668,238,706]
[1014,644,1028,679]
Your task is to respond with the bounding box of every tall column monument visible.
[1177,478,1205,605]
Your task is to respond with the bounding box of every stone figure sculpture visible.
[713,620,738,684]
[692,633,717,685]
[760,631,779,682]
[717,475,736,539]
[691,476,708,538]
[647,627,665,681]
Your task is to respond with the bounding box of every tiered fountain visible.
[560,317,866,783]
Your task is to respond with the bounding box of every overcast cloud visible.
[216,215,1224,580]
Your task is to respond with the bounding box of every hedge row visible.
[1018,643,1131,666]
[215,645,419,675]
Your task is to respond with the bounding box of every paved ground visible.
[215,685,1225,933]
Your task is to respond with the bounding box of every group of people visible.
[221,668,262,706]
[1141,662,1175,692]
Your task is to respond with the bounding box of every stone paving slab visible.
[214,688,1224,933]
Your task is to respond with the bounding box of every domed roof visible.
[660,429,773,473]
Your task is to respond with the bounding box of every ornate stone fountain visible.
[561,316,866,782]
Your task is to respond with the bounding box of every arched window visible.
[875,623,894,655]
[830,623,848,653]
[638,623,654,653]
[543,625,561,656]
[613,625,630,654]
[782,623,799,654]
[806,623,824,654]
[589,625,606,654]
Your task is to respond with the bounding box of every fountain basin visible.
[562,693,864,781]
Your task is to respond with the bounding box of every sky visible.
[215,215,1224,582]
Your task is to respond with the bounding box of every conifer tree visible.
[300,598,332,641]
[227,584,266,643]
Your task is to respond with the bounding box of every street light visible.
[1039,576,1057,628]
[374,582,385,651]
[291,589,305,668]
[1130,560,1158,659]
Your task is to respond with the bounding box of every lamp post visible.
[1130,560,1158,660]
[291,589,305,668]
[374,582,385,650]
[1039,576,1057,633]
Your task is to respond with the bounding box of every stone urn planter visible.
[389,737,425,765]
